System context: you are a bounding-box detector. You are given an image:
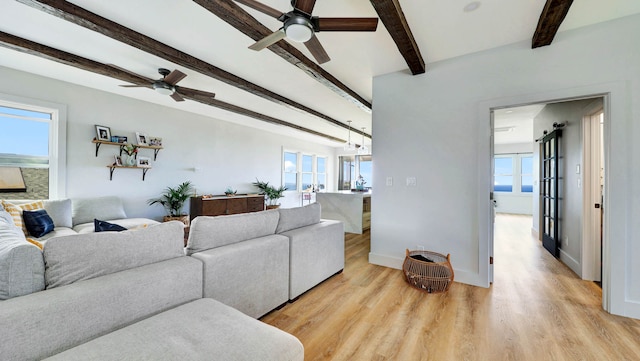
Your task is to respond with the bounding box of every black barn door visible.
[541,129,562,258]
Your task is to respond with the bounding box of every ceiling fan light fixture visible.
[153,81,175,96]
[284,16,314,43]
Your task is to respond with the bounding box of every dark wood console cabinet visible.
[190,195,265,220]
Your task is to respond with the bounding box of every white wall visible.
[0,65,336,218]
[371,14,640,318]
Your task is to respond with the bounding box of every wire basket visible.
[402,249,454,293]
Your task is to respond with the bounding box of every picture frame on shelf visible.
[114,155,123,167]
[137,156,151,167]
[95,125,111,141]
[136,132,148,146]
[116,136,127,144]
[148,137,162,147]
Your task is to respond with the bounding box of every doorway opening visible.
[491,96,606,299]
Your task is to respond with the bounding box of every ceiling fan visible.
[117,67,216,102]
[235,0,379,64]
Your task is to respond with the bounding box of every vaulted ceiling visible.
[1,0,639,146]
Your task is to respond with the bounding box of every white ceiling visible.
[494,104,545,145]
[1,0,639,146]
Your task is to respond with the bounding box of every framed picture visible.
[95,125,111,141]
[117,136,128,144]
[137,156,150,167]
[148,137,163,147]
[114,155,123,166]
[136,132,148,146]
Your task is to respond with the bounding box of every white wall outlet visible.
[406,177,417,186]
[386,176,393,186]
[564,236,569,246]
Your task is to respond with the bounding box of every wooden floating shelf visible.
[93,139,163,160]
[107,165,151,181]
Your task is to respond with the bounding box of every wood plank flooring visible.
[261,214,640,360]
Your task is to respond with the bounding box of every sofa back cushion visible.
[71,196,127,226]
[43,198,73,228]
[0,209,45,300]
[44,221,185,288]
[275,203,321,233]
[186,210,280,255]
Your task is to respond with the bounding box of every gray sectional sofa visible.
[2,196,158,242]
[0,201,343,360]
[187,203,345,317]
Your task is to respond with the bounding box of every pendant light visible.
[344,120,356,151]
[358,127,369,155]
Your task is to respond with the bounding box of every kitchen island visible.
[315,191,371,234]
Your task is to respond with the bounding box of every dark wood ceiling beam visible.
[16,0,368,138]
[369,0,425,75]
[0,30,344,143]
[532,0,574,48]
[193,0,372,113]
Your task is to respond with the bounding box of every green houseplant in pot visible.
[252,179,287,209]
[147,181,194,225]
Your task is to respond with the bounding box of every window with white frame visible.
[494,153,533,194]
[0,100,62,200]
[282,151,327,192]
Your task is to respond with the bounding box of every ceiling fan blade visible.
[293,0,316,15]
[119,84,148,88]
[316,18,379,32]
[234,0,284,19]
[163,69,187,86]
[304,34,330,64]
[175,86,216,100]
[249,29,287,51]
[170,92,185,102]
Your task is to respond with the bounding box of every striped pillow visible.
[1,200,44,235]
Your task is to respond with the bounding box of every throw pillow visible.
[23,209,55,238]
[25,237,44,250]
[1,200,44,235]
[94,219,127,232]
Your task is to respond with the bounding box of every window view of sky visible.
[0,106,50,157]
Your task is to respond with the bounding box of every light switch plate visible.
[386,177,393,186]
[406,177,417,186]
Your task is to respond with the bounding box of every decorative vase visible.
[125,155,136,166]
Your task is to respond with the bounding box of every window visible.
[282,151,328,192]
[494,153,533,194]
[338,155,372,190]
[283,151,298,191]
[521,156,533,192]
[301,154,313,190]
[317,157,326,191]
[494,157,513,192]
[0,101,62,200]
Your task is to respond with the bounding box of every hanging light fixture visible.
[358,127,369,155]
[344,120,356,151]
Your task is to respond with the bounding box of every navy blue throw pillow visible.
[94,219,127,232]
[23,209,55,238]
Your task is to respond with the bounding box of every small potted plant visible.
[147,181,194,225]
[225,187,237,197]
[253,178,287,209]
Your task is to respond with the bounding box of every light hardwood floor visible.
[261,214,640,360]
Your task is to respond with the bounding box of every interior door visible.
[541,129,562,258]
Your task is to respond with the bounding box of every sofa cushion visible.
[0,210,45,300]
[276,203,321,233]
[43,199,72,228]
[23,209,55,238]
[71,196,127,226]
[72,218,159,234]
[1,200,44,235]
[44,221,185,288]
[94,219,127,232]
[186,210,280,255]
[42,298,304,361]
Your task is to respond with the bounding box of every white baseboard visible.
[531,227,539,239]
[559,249,581,277]
[368,252,489,288]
